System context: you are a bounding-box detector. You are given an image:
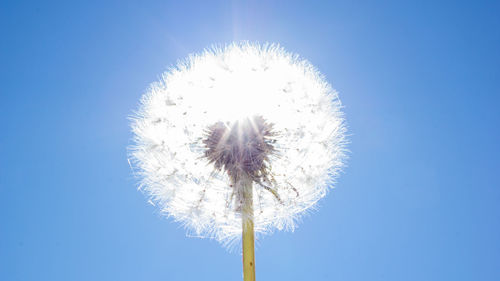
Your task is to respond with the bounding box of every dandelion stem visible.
[240,174,256,281]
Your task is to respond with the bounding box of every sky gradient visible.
[1,1,500,280]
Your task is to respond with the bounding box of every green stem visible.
[239,174,256,281]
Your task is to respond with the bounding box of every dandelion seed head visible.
[203,116,275,180]
[129,42,347,243]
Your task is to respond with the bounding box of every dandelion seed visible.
[129,42,347,281]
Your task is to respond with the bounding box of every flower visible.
[129,42,347,244]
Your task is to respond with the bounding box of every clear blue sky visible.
[1,1,499,280]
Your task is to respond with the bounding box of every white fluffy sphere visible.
[130,42,347,244]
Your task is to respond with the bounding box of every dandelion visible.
[129,42,347,280]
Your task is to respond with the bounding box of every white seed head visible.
[129,42,347,244]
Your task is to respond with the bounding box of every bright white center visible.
[183,48,298,126]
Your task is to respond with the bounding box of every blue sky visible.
[1,1,499,280]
